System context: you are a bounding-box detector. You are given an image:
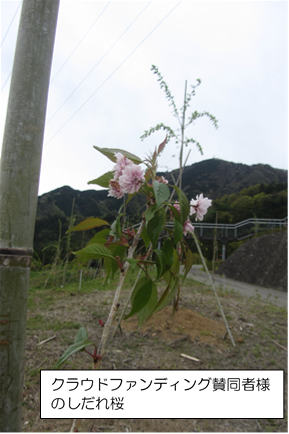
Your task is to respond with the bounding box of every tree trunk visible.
[0,1,59,431]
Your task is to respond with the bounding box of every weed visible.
[200,330,211,336]
[252,345,262,358]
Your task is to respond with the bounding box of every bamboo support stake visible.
[192,232,236,347]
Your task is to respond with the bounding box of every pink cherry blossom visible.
[190,193,212,221]
[113,152,133,179]
[183,220,194,236]
[108,179,124,199]
[169,202,180,220]
[119,164,145,194]
[156,176,169,184]
[173,202,181,213]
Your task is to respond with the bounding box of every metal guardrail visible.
[134,217,287,241]
[166,217,288,242]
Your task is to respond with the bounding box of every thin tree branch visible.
[96,217,146,361]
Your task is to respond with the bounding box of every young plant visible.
[54,139,215,369]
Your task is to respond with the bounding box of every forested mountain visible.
[158,158,287,200]
[34,159,287,264]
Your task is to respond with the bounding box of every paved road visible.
[183,265,287,309]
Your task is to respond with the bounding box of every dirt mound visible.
[217,230,287,291]
[122,306,228,347]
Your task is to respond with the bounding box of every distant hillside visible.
[34,159,287,264]
[158,158,287,200]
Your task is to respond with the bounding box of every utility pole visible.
[0,1,59,431]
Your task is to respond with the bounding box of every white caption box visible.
[41,369,284,419]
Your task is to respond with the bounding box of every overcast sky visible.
[1,0,288,196]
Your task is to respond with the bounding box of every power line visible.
[1,71,12,93]
[46,1,151,124]
[1,2,108,94]
[1,1,23,93]
[1,2,109,94]
[45,1,182,147]
[50,1,111,84]
[0,1,22,47]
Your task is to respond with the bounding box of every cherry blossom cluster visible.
[172,194,212,236]
[108,153,145,199]
[107,153,212,234]
[155,176,169,185]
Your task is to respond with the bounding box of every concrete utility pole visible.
[0,1,59,431]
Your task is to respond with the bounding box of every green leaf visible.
[103,244,127,283]
[87,237,107,246]
[183,247,194,283]
[136,281,158,328]
[168,204,182,221]
[149,280,170,317]
[125,277,154,319]
[147,212,165,248]
[126,192,136,205]
[161,239,174,268]
[174,218,183,244]
[93,146,142,164]
[68,218,109,232]
[88,171,114,188]
[154,249,170,280]
[106,244,127,276]
[162,247,179,284]
[148,274,179,318]
[171,247,180,275]
[126,258,138,272]
[110,216,122,238]
[54,338,94,369]
[108,243,127,260]
[153,180,170,206]
[144,205,158,223]
[172,186,190,224]
[74,327,88,344]
[87,229,111,245]
[74,244,116,263]
[141,226,150,248]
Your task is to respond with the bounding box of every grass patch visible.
[53,321,81,332]
[26,314,46,331]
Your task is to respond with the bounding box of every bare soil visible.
[22,277,287,432]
